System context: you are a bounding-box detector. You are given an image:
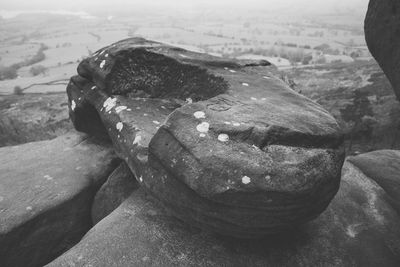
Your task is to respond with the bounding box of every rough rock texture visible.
[47,160,400,267]
[67,37,345,237]
[0,93,72,147]
[0,132,119,267]
[365,0,400,100]
[92,161,139,224]
[348,150,400,214]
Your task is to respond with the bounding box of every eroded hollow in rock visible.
[106,49,229,100]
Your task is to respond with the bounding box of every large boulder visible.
[47,160,400,267]
[348,150,400,214]
[365,0,400,100]
[67,38,345,238]
[0,132,119,267]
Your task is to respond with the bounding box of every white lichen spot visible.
[115,106,128,114]
[43,175,53,180]
[71,100,76,111]
[136,107,141,110]
[194,111,206,119]
[139,176,143,183]
[105,54,109,57]
[265,175,271,181]
[143,113,148,117]
[261,98,267,101]
[186,98,193,104]
[242,176,251,184]
[196,122,210,133]
[218,133,229,142]
[252,144,259,150]
[91,86,96,90]
[103,97,117,112]
[263,76,271,79]
[229,69,236,73]
[78,97,82,101]
[26,206,33,211]
[232,122,241,126]
[199,133,206,138]
[161,105,166,109]
[346,223,362,238]
[116,122,123,132]
[94,57,98,61]
[224,67,229,70]
[127,108,132,111]
[224,121,231,125]
[133,135,142,145]
[242,82,249,86]
[99,50,105,55]
[100,60,106,69]
[153,120,160,125]
[250,97,257,101]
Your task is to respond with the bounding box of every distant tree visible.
[13,85,23,95]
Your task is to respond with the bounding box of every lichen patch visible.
[115,106,128,114]
[196,122,210,133]
[194,111,206,119]
[103,97,117,112]
[242,176,251,184]
[218,133,229,142]
[71,100,76,111]
[116,122,123,132]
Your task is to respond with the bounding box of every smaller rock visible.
[348,150,400,213]
[92,162,139,224]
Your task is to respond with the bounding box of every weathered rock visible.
[92,161,139,225]
[47,160,400,267]
[67,37,345,237]
[348,150,400,214]
[365,0,400,100]
[0,93,72,147]
[0,132,119,267]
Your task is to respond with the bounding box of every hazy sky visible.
[0,0,369,12]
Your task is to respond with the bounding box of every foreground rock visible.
[0,132,119,267]
[348,150,400,214]
[47,160,400,267]
[92,161,139,224]
[67,37,344,238]
[365,0,400,100]
[0,93,71,147]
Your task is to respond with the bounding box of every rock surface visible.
[67,37,345,237]
[365,0,400,100]
[348,150,400,214]
[0,132,119,267]
[0,93,72,147]
[92,161,139,224]
[47,160,400,267]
